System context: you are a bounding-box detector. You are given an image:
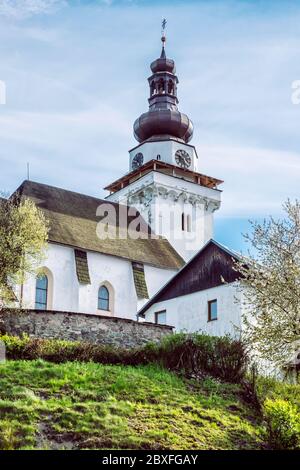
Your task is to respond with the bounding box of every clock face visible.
[132,152,144,170]
[175,149,191,169]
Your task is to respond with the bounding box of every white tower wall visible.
[129,140,199,172]
[106,170,221,262]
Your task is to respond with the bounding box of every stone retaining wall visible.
[0,309,173,349]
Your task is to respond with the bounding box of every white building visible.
[15,180,182,320]
[9,35,237,331]
[138,240,244,339]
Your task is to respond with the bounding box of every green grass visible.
[0,360,266,450]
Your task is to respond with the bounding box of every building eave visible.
[104,159,223,194]
[128,137,199,155]
[47,240,183,271]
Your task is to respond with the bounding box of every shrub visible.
[257,375,300,408]
[146,333,248,383]
[263,398,300,449]
[0,334,127,364]
[0,332,248,383]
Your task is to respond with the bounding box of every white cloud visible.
[0,0,66,19]
[0,104,132,196]
[200,145,300,217]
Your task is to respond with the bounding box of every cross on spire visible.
[161,18,167,58]
[161,18,167,45]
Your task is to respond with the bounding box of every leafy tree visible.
[0,194,48,307]
[237,200,300,368]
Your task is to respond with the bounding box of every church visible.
[10,32,244,337]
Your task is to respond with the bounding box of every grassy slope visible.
[0,360,265,450]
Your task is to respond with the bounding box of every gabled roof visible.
[138,239,241,317]
[14,180,184,270]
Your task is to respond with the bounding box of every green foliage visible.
[0,420,19,450]
[0,334,129,363]
[236,199,300,367]
[0,195,48,304]
[256,375,300,409]
[141,333,248,383]
[0,332,248,383]
[263,398,300,449]
[0,360,263,450]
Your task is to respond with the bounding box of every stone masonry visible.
[0,309,173,349]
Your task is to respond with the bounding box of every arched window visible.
[158,78,164,94]
[35,274,48,310]
[168,79,174,95]
[181,212,185,231]
[181,213,192,232]
[98,285,109,311]
[187,214,192,232]
[150,81,155,96]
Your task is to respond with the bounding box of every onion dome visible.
[134,109,193,143]
[150,47,176,74]
[133,36,193,144]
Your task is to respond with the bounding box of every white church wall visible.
[144,265,178,299]
[20,242,178,320]
[142,283,243,338]
[82,251,137,319]
[203,210,214,243]
[136,265,178,313]
[21,243,79,312]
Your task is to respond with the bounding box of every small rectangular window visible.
[155,310,167,325]
[208,299,218,321]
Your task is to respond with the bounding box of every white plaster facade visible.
[142,283,243,339]
[20,242,177,319]
[129,139,199,172]
[106,170,221,262]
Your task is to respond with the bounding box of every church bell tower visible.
[105,25,223,261]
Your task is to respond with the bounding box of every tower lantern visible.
[134,22,193,145]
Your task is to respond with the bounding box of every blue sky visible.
[0,0,300,253]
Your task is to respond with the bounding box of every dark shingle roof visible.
[15,180,184,270]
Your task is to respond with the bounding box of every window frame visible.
[208,299,218,322]
[35,274,48,310]
[98,285,110,312]
[154,310,167,325]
